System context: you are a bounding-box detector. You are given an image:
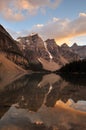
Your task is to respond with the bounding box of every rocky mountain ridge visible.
[0,25,21,54]
[18,34,80,71]
[71,43,86,59]
[18,35,68,71]
[0,24,85,72]
[0,24,28,69]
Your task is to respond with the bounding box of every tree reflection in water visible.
[0,73,86,130]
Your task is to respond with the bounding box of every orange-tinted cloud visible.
[0,0,61,21]
[7,13,86,45]
[28,13,86,44]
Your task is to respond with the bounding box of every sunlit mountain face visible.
[0,73,86,130]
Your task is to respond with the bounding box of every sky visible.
[0,0,86,46]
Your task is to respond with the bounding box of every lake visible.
[0,73,86,130]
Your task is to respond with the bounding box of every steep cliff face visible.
[0,25,21,54]
[18,34,50,60]
[60,43,80,62]
[0,25,28,69]
[18,34,52,71]
[18,34,81,71]
[18,35,67,71]
[45,39,68,65]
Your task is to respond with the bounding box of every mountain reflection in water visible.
[0,73,86,130]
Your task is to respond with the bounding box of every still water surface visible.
[0,73,86,130]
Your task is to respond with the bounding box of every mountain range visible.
[0,24,86,72]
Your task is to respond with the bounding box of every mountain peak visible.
[45,39,59,47]
[29,33,40,39]
[71,43,78,48]
[61,43,69,48]
[45,39,56,44]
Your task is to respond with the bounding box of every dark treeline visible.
[59,59,86,73]
[59,73,86,86]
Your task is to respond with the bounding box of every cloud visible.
[28,13,86,44]
[3,8,24,21]
[7,13,86,45]
[79,13,86,17]
[0,0,61,21]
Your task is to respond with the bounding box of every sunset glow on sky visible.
[0,0,86,46]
